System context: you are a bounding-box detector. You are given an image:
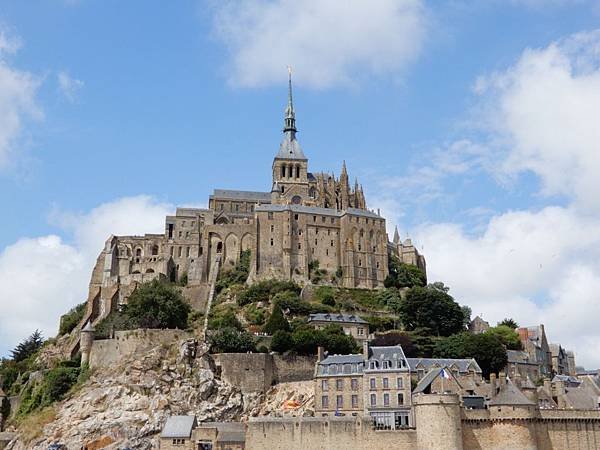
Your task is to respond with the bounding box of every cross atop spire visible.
[283,66,296,134]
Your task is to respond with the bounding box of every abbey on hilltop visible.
[78,73,425,331]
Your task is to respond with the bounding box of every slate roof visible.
[319,354,364,365]
[317,354,364,376]
[161,415,197,438]
[308,313,368,325]
[217,431,246,443]
[413,368,460,394]
[565,387,598,410]
[552,374,581,385]
[210,189,272,202]
[276,133,306,160]
[489,381,535,406]
[406,358,482,373]
[368,346,408,364]
[507,350,537,365]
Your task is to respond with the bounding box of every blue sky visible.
[2,0,600,367]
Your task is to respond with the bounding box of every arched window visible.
[216,242,223,253]
[309,187,316,198]
[135,248,142,257]
[281,165,285,178]
[145,268,155,273]
[151,245,159,256]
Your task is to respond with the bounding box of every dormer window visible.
[369,361,378,370]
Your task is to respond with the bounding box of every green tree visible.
[461,305,472,329]
[399,285,465,336]
[271,330,294,353]
[208,309,243,331]
[485,325,523,350]
[11,330,44,362]
[322,325,359,355]
[384,256,426,289]
[210,327,256,353]
[125,279,191,329]
[498,318,519,329]
[370,331,417,357]
[59,303,87,336]
[434,332,507,378]
[263,304,291,335]
[376,288,402,313]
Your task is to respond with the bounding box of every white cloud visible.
[0,27,42,169]
[474,29,600,211]
[0,196,172,357]
[211,0,427,88]
[57,71,84,102]
[415,206,600,368]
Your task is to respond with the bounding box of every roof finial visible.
[283,66,297,134]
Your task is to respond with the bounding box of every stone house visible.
[314,353,365,416]
[406,358,482,384]
[505,350,542,381]
[517,325,552,377]
[550,344,570,375]
[159,417,245,450]
[308,313,370,342]
[468,315,490,334]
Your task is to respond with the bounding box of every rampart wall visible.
[213,353,317,393]
[246,405,600,450]
[89,329,193,369]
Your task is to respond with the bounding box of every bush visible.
[94,311,137,339]
[179,272,188,287]
[59,303,87,336]
[365,316,397,333]
[263,304,291,335]
[237,279,300,306]
[371,331,417,357]
[125,279,191,329]
[290,325,358,356]
[208,306,243,331]
[243,304,265,326]
[271,330,294,353]
[216,250,251,293]
[257,345,269,353]
[210,327,256,353]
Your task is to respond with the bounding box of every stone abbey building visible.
[77,74,425,335]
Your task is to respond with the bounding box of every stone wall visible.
[246,407,600,450]
[246,417,417,450]
[89,329,193,369]
[213,353,316,393]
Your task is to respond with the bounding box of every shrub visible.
[94,311,137,339]
[257,345,269,353]
[237,279,300,306]
[243,304,265,326]
[210,327,256,353]
[271,330,294,353]
[263,304,291,335]
[384,256,427,289]
[208,307,243,331]
[125,279,191,329]
[216,250,251,293]
[365,316,396,333]
[179,272,188,287]
[484,325,523,350]
[59,303,87,336]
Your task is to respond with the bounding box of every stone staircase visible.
[201,253,222,341]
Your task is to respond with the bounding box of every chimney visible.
[543,378,552,395]
[317,346,325,362]
[490,373,497,395]
[499,371,507,386]
[363,340,370,359]
[554,379,566,396]
[514,371,522,388]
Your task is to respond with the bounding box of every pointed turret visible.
[393,226,401,244]
[275,67,305,160]
[283,66,296,134]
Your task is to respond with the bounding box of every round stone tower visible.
[414,393,463,450]
[80,322,95,367]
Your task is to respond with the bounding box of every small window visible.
[397,377,403,389]
[369,361,378,370]
[337,395,343,408]
[331,217,335,224]
[398,393,404,405]
[299,229,303,235]
[313,216,317,222]
[357,327,363,336]
[383,378,389,389]
[298,243,302,249]
[322,380,329,391]
[268,212,274,220]
[315,239,318,245]
[358,259,362,267]
[178,247,182,258]
[370,394,376,406]
[186,247,190,257]
[322,395,329,408]
[370,378,376,389]
[199,247,203,255]
[270,225,274,232]
[294,214,299,220]
[384,393,390,406]
[322,216,326,223]
[336,379,343,390]
[331,240,334,247]
[352,394,358,408]
[351,378,359,391]
[270,238,274,246]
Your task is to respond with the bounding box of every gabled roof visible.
[406,358,482,373]
[161,415,197,438]
[413,368,462,394]
[308,313,368,325]
[489,381,535,406]
[319,354,364,365]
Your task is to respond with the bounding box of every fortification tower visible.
[80,322,95,367]
[413,393,463,450]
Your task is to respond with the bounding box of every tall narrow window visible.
[168,223,174,238]
[352,394,358,408]
[384,393,390,406]
[281,166,285,178]
[397,393,404,405]
[337,395,343,409]
[322,395,329,408]
[322,380,329,391]
[296,166,300,178]
[370,394,376,406]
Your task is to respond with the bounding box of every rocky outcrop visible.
[7,341,261,450]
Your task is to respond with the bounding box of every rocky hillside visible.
[6,339,263,450]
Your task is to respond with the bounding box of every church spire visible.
[393,226,400,244]
[283,66,296,134]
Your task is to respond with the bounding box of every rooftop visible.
[210,189,272,202]
[161,415,197,438]
[255,203,382,218]
[489,381,535,406]
[406,358,482,373]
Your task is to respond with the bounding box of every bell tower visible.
[271,68,310,205]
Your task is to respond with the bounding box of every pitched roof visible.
[210,189,271,202]
[565,387,598,410]
[489,381,535,406]
[413,368,461,394]
[161,415,197,438]
[318,354,364,365]
[368,346,408,363]
[276,133,306,160]
[308,313,368,325]
[507,350,537,365]
[406,358,482,373]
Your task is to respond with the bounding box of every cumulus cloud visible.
[0,28,42,169]
[211,0,427,88]
[394,30,600,369]
[474,30,600,211]
[57,71,84,102]
[0,196,172,357]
